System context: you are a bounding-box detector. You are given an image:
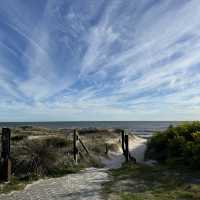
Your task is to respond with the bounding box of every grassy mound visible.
[145,122,200,168]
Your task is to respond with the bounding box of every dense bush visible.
[11,135,27,142]
[12,140,60,177]
[44,137,71,148]
[145,122,200,168]
[10,133,107,179]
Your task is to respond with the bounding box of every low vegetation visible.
[1,122,200,198]
[0,127,120,193]
[145,121,200,168]
[103,163,200,200]
[103,122,200,200]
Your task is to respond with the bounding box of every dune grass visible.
[0,126,120,194]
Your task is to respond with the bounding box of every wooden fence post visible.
[105,143,108,155]
[79,138,90,155]
[121,130,125,154]
[124,134,129,162]
[1,128,11,182]
[73,129,79,164]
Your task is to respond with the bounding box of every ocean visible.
[0,121,183,138]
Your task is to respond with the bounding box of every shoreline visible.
[0,121,182,138]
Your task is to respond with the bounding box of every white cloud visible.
[0,0,200,121]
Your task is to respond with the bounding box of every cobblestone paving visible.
[0,168,109,200]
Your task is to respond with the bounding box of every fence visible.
[0,127,135,182]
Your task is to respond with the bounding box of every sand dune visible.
[102,135,147,169]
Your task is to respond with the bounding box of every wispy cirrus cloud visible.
[0,0,200,121]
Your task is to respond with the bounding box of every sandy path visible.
[102,136,147,168]
[0,168,108,200]
[0,136,147,200]
[129,136,147,163]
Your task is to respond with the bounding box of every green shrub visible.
[12,140,59,177]
[146,121,200,168]
[145,132,168,161]
[44,137,71,148]
[20,126,33,130]
[192,131,200,142]
[11,135,27,142]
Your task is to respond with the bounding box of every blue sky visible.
[0,0,200,121]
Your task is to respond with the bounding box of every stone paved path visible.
[0,168,109,200]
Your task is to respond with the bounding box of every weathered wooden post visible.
[105,143,108,155]
[1,128,11,182]
[73,129,79,164]
[79,138,90,155]
[121,130,125,154]
[124,134,129,162]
